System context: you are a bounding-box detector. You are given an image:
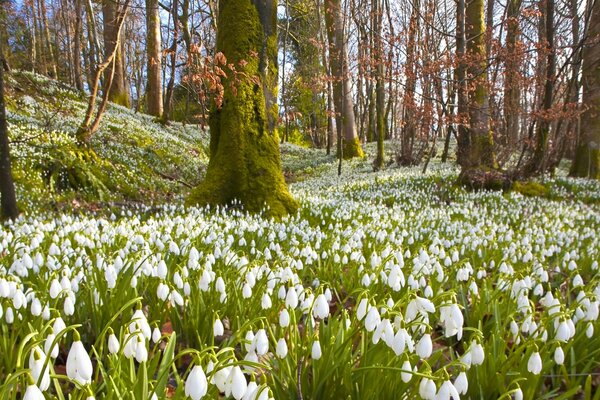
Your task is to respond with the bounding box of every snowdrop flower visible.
[44,331,59,359]
[587,323,594,338]
[312,340,322,360]
[401,360,412,382]
[130,308,151,339]
[279,309,290,328]
[226,366,247,400]
[108,331,120,354]
[469,341,485,365]
[527,351,542,375]
[213,318,224,337]
[157,283,169,301]
[212,366,232,393]
[364,306,380,332]
[416,334,433,358]
[313,294,329,320]
[285,287,299,309]
[135,337,148,363]
[276,338,288,358]
[554,346,564,365]
[185,365,208,400]
[419,377,437,400]
[23,381,45,400]
[49,279,62,299]
[66,332,93,385]
[29,347,50,391]
[253,329,268,356]
[152,326,161,343]
[454,371,468,395]
[439,303,464,340]
[261,293,272,309]
[436,380,460,400]
[357,298,368,321]
[64,296,75,316]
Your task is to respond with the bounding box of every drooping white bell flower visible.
[44,332,59,359]
[527,351,542,375]
[108,332,120,354]
[23,383,45,400]
[130,308,151,340]
[285,287,299,309]
[29,347,50,391]
[135,337,148,363]
[416,334,433,359]
[212,366,232,393]
[279,309,290,328]
[253,329,268,356]
[185,365,208,400]
[313,294,329,320]
[554,346,564,365]
[152,327,162,344]
[66,332,93,385]
[357,298,368,321]
[276,338,288,358]
[401,360,412,383]
[418,378,437,400]
[469,341,485,365]
[364,306,380,332]
[311,340,322,360]
[454,371,468,395]
[436,380,460,400]
[213,318,225,337]
[227,366,248,400]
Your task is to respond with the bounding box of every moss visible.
[342,137,365,160]
[188,0,298,218]
[512,181,550,197]
[570,145,600,180]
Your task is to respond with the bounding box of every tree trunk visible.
[525,0,554,175]
[503,0,522,146]
[373,0,385,170]
[324,0,363,159]
[164,0,178,121]
[571,0,600,179]
[464,0,497,169]
[73,0,84,91]
[103,0,130,107]
[188,0,297,217]
[39,0,58,77]
[0,49,19,220]
[400,0,418,165]
[145,0,163,117]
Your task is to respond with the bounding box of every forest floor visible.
[2,73,600,399]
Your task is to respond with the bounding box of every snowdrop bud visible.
[313,294,329,320]
[357,298,368,321]
[49,279,61,299]
[261,293,272,310]
[285,287,299,309]
[454,371,468,395]
[23,383,45,400]
[254,329,268,356]
[152,327,161,343]
[45,333,59,359]
[64,297,75,316]
[135,339,148,363]
[527,352,542,375]
[53,317,66,335]
[276,338,288,358]
[242,283,252,299]
[419,378,437,400]
[5,307,13,324]
[470,341,485,365]
[311,340,322,360]
[279,309,290,328]
[514,387,523,400]
[228,366,247,400]
[401,360,412,383]
[108,333,120,354]
[31,298,42,316]
[213,319,224,337]
[66,332,93,385]
[185,365,208,400]
[587,323,594,338]
[416,334,433,359]
[554,347,564,365]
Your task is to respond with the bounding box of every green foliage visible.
[512,181,551,197]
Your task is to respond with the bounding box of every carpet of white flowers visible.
[1,155,600,400]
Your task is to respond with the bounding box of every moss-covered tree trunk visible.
[102,0,130,108]
[0,50,19,220]
[145,0,163,117]
[464,0,497,169]
[189,0,297,216]
[324,0,363,159]
[503,0,522,146]
[571,0,600,179]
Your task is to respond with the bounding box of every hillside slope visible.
[4,71,209,210]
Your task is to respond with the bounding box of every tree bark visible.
[102,0,130,107]
[188,0,297,217]
[464,0,497,169]
[324,0,363,159]
[372,0,385,170]
[73,0,84,91]
[0,48,19,220]
[503,0,522,146]
[145,0,163,117]
[571,0,600,179]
